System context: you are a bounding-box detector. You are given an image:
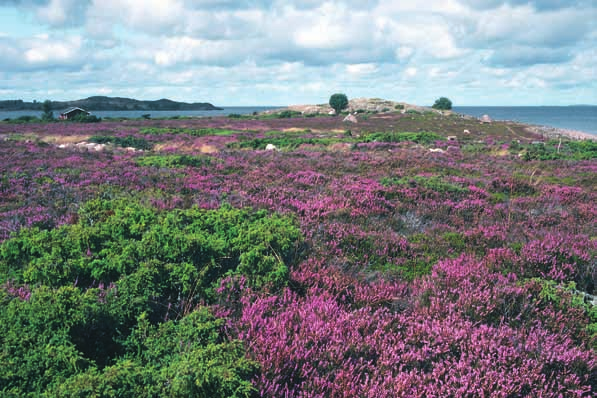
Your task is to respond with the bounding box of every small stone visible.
[343,114,358,123]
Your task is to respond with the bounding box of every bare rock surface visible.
[269,98,440,115]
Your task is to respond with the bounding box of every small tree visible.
[329,93,349,115]
[432,97,452,110]
[41,100,54,121]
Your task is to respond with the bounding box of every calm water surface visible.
[0,106,280,120]
[454,106,597,136]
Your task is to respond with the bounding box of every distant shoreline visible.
[0,96,223,112]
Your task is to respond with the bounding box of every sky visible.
[0,0,595,106]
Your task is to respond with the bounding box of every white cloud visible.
[396,47,414,61]
[0,33,86,70]
[346,63,378,76]
[474,5,590,47]
[404,67,417,77]
[24,35,82,64]
[145,36,249,67]
[0,0,595,105]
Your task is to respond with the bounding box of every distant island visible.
[0,96,222,111]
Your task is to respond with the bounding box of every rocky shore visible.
[524,125,597,141]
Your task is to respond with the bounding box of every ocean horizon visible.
[454,105,597,136]
[2,105,596,136]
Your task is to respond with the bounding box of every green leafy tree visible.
[432,97,452,110]
[41,100,54,121]
[329,93,349,115]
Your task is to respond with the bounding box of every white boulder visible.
[343,114,358,123]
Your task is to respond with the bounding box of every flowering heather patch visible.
[0,114,596,396]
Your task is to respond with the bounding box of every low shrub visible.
[139,127,238,136]
[89,135,153,150]
[364,131,444,145]
[0,198,302,396]
[135,154,213,169]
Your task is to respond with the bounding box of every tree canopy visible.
[329,93,349,115]
[432,97,452,110]
[41,100,54,121]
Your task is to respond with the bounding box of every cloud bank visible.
[0,0,595,105]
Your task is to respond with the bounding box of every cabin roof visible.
[60,107,90,115]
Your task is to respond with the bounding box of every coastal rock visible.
[278,98,434,116]
[343,114,358,123]
[480,114,492,123]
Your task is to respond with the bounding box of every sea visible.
[1,105,596,137]
[453,106,597,136]
[0,106,280,121]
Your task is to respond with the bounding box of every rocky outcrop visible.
[275,98,438,116]
[480,115,493,123]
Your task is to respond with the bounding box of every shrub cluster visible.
[0,199,302,396]
[89,135,153,150]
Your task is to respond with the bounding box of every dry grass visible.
[281,127,307,133]
[40,134,91,144]
[153,142,219,153]
[198,144,218,153]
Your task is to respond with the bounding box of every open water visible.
[0,106,280,120]
[453,106,597,136]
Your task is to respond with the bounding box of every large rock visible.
[343,114,358,123]
[480,114,492,123]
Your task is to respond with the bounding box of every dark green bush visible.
[7,115,41,123]
[364,131,444,145]
[139,127,238,136]
[523,139,597,161]
[228,136,348,150]
[1,198,302,292]
[135,154,213,169]
[0,286,258,397]
[0,198,302,396]
[70,114,102,123]
[432,97,452,110]
[277,110,302,119]
[329,93,349,115]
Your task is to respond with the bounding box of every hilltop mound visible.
[276,98,440,115]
